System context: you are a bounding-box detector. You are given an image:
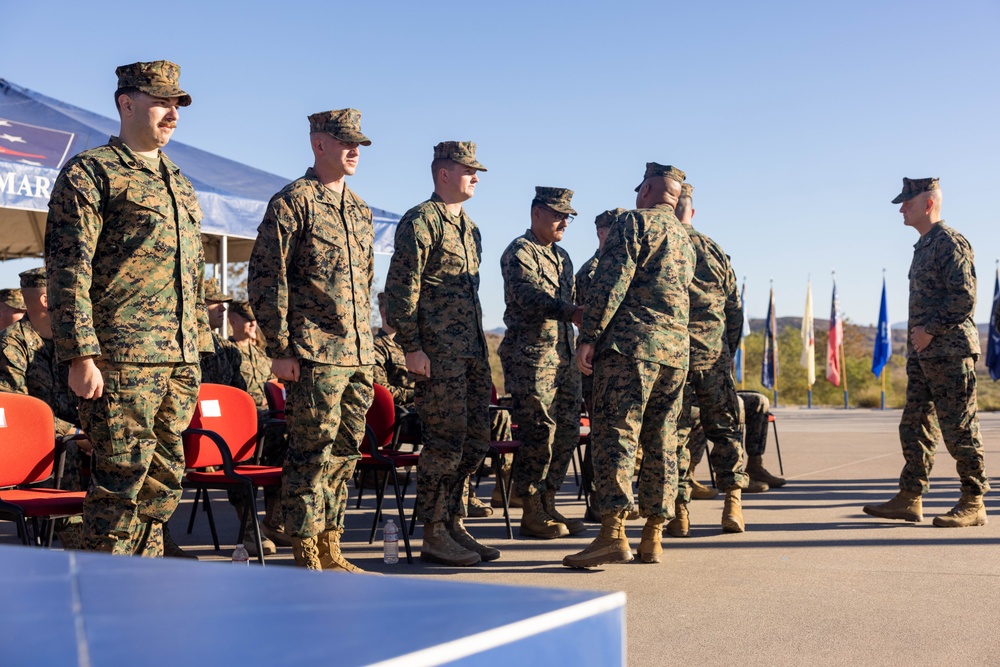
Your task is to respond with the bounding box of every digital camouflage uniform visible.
[248,150,375,539]
[233,339,273,410]
[674,224,747,494]
[579,183,695,519]
[385,164,492,525]
[201,332,246,391]
[500,221,582,498]
[45,65,210,558]
[373,328,415,407]
[898,220,987,496]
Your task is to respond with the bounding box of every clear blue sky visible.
[3,1,998,330]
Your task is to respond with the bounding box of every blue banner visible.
[988,270,1000,382]
[872,277,891,377]
[761,287,777,389]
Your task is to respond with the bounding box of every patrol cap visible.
[0,288,25,311]
[308,108,371,146]
[204,278,232,303]
[891,177,939,204]
[680,183,694,199]
[228,300,255,321]
[594,207,627,229]
[634,162,686,192]
[533,187,577,216]
[115,61,191,107]
[18,267,46,289]
[433,141,487,171]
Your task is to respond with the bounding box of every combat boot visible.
[562,511,634,569]
[291,535,322,570]
[932,493,987,528]
[448,517,501,561]
[520,493,570,539]
[420,521,481,566]
[235,504,276,556]
[690,478,718,500]
[467,495,494,518]
[638,516,666,563]
[262,496,293,547]
[862,490,923,523]
[666,500,689,538]
[543,489,586,535]
[317,528,369,573]
[744,478,770,494]
[163,523,197,559]
[721,488,745,533]
[491,484,523,508]
[747,455,785,488]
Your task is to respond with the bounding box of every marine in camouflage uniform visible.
[248,109,375,572]
[499,187,583,539]
[565,163,695,568]
[200,279,246,391]
[384,141,499,566]
[864,177,989,528]
[44,61,211,558]
[227,300,274,409]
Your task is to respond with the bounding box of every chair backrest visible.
[264,381,286,417]
[366,383,397,450]
[184,384,258,468]
[0,393,56,487]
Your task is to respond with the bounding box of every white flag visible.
[800,280,816,386]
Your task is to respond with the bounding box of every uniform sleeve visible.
[502,244,577,321]
[578,214,639,346]
[721,256,743,355]
[384,212,430,354]
[248,196,299,359]
[195,239,213,354]
[226,342,248,392]
[923,237,977,337]
[44,161,104,361]
[0,332,28,394]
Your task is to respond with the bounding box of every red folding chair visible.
[485,384,521,539]
[356,383,416,563]
[0,393,85,546]
[182,383,282,565]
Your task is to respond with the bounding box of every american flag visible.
[0,118,75,169]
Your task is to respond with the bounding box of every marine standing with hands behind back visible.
[249,109,376,572]
[863,177,989,527]
[384,141,500,566]
[45,61,212,556]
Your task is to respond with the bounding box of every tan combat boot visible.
[932,493,987,528]
[747,455,785,488]
[638,516,666,563]
[562,511,634,569]
[666,500,689,538]
[235,504,276,556]
[690,478,718,500]
[520,493,570,539]
[262,496,293,547]
[163,523,197,559]
[543,489,586,535]
[448,516,501,561]
[291,535,322,570]
[421,521,481,566]
[721,488,745,533]
[744,478,770,494]
[317,528,370,573]
[468,495,494,518]
[862,490,923,523]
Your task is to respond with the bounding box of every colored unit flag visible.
[872,277,892,377]
[988,268,1000,381]
[826,279,843,386]
[800,281,815,386]
[734,282,750,382]
[761,287,778,389]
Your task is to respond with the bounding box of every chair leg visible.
[388,467,413,564]
[771,419,784,475]
[203,489,220,551]
[356,469,367,510]
[705,444,717,488]
[494,449,513,539]
[187,488,201,534]
[369,469,389,545]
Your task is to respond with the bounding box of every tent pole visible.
[220,235,229,333]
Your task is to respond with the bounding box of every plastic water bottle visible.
[383,519,399,564]
[232,543,250,565]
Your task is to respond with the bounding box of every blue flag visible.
[988,269,1000,381]
[761,287,778,389]
[734,282,749,382]
[872,277,892,376]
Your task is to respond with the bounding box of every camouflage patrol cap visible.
[680,183,694,199]
[115,61,191,107]
[634,162,686,192]
[0,288,25,311]
[204,278,232,303]
[891,177,940,204]
[433,141,487,171]
[533,187,577,215]
[228,300,255,321]
[308,109,372,146]
[18,267,46,289]
[594,207,627,229]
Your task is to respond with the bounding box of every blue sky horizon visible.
[3,1,998,331]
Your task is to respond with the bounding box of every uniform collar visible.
[108,136,180,175]
[304,167,353,207]
[913,220,945,250]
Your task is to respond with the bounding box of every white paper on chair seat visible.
[0,407,6,427]
[200,400,222,418]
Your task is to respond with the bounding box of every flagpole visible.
[880,368,886,410]
[880,268,886,410]
[771,279,778,407]
[840,340,848,409]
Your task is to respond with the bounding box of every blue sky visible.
[3,1,998,330]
